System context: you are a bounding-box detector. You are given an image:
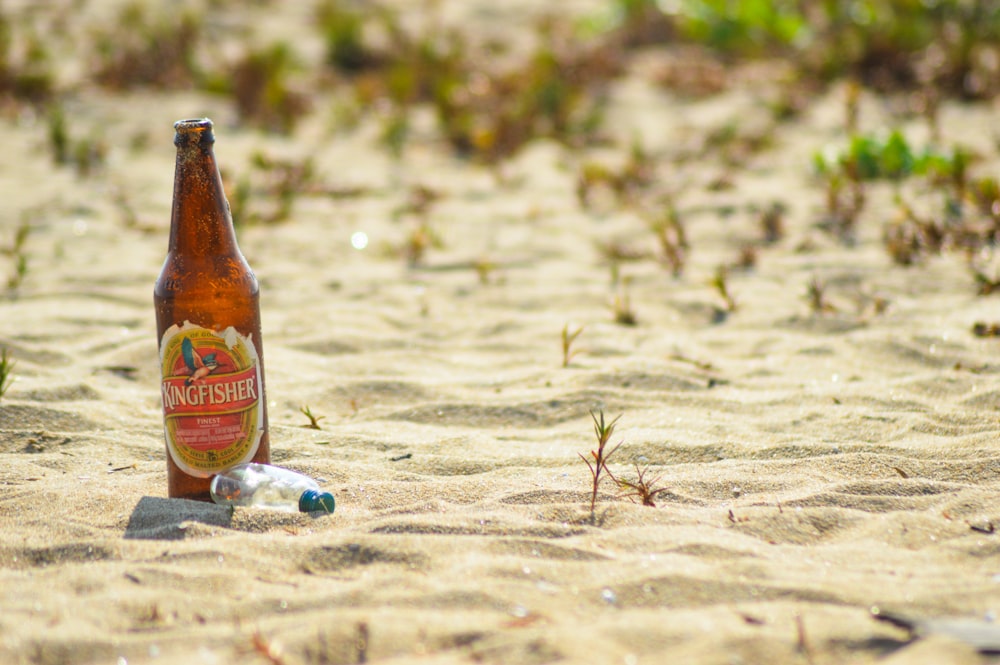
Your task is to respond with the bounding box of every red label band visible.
[161,366,259,416]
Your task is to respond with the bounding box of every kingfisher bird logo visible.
[182,337,219,385]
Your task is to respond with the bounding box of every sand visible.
[2,1,1000,664]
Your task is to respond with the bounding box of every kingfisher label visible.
[159,322,263,477]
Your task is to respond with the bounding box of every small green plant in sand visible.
[647,202,687,276]
[91,2,204,90]
[561,323,584,368]
[317,0,381,73]
[814,130,970,185]
[46,105,108,177]
[711,266,737,313]
[224,42,311,134]
[6,252,26,291]
[223,152,317,227]
[473,257,498,285]
[579,410,623,521]
[381,221,444,269]
[379,110,409,159]
[818,172,866,243]
[615,463,670,507]
[612,277,638,326]
[972,322,1000,338]
[0,347,14,401]
[3,219,29,291]
[608,0,1000,100]
[299,405,325,430]
[385,185,442,268]
[971,266,1000,297]
[0,19,55,104]
[252,152,316,223]
[759,201,786,245]
[883,202,940,266]
[806,276,836,315]
[882,170,1000,268]
[324,5,618,162]
[576,141,654,210]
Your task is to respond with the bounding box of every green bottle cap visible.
[299,489,335,514]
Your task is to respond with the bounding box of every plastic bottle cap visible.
[299,489,335,514]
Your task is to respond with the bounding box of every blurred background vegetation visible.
[0,0,998,309]
[0,0,995,155]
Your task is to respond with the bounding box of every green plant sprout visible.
[0,21,54,103]
[561,324,584,368]
[92,3,203,90]
[3,219,29,291]
[818,172,866,243]
[0,348,14,401]
[392,221,443,268]
[576,141,653,210]
[759,201,786,245]
[46,107,107,176]
[711,266,737,313]
[608,1,1000,100]
[807,276,836,315]
[300,405,325,430]
[615,463,670,507]
[972,266,1000,297]
[648,202,687,276]
[580,410,623,522]
[814,130,968,183]
[227,42,311,134]
[317,0,373,73]
[613,277,638,326]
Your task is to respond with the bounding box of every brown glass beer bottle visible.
[154,118,269,501]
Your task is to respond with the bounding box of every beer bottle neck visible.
[168,119,239,257]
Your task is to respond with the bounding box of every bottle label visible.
[159,322,264,477]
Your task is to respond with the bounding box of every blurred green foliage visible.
[91,2,203,89]
[814,130,968,183]
[611,0,1000,97]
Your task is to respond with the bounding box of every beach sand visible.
[2,1,1000,663]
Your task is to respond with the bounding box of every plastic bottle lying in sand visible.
[210,463,335,514]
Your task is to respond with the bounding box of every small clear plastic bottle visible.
[210,463,335,513]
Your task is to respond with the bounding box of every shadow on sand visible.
[124,496,233,540]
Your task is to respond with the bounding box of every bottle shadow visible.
[124,496,233,540]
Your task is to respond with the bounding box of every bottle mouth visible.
[174,118,215,145]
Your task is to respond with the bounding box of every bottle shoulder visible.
[155,253,259,295]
